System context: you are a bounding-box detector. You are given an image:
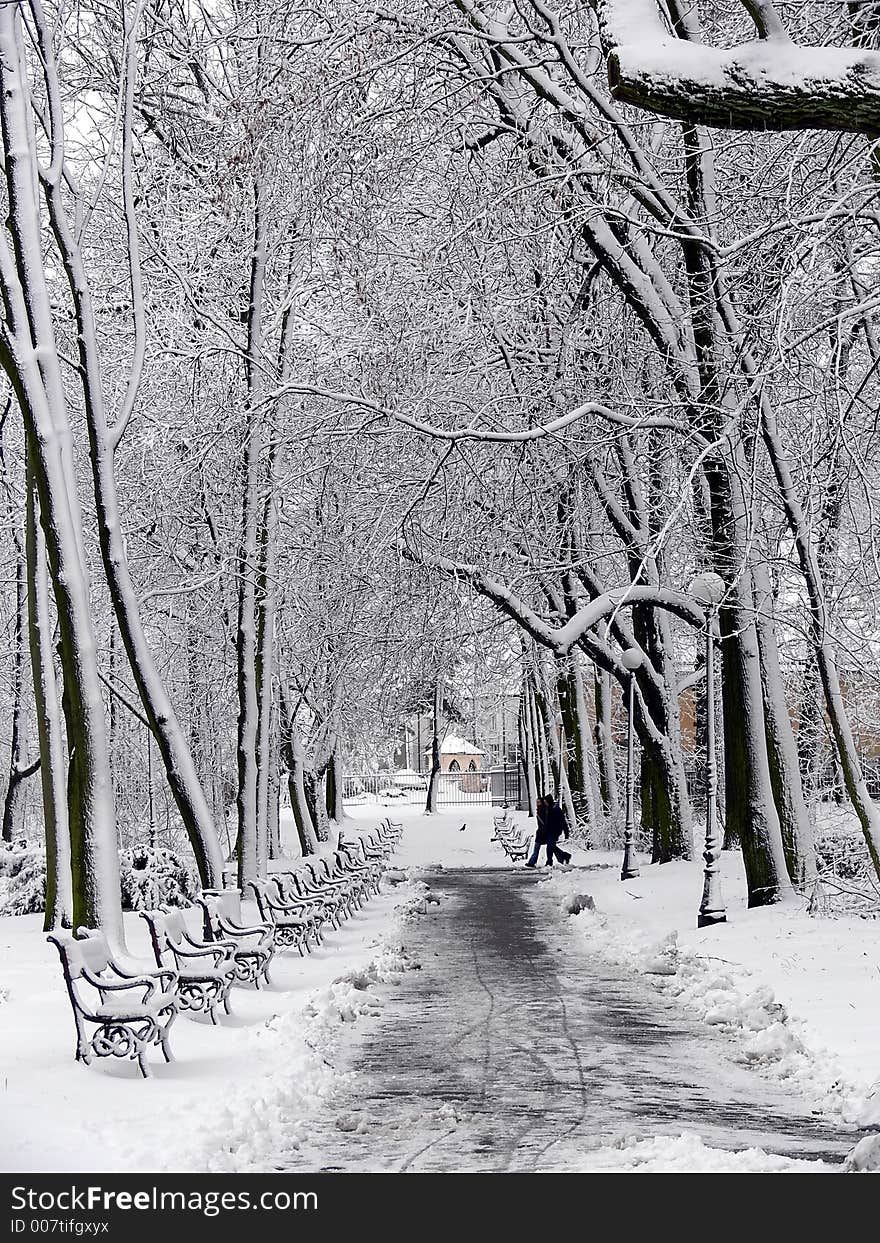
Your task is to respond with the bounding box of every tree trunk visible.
[235,183,269,890]
[288,740,318,857]
[526,677,548,796]
[594,664,620,819]
[287,769,316,857]
[574,656,603,844]
[703,450,792,906]
[304,767,330,843]
[25,455,72,930]
[533,673,561,793]
[638,735,691,864]
[631,603,693,861]
[2,519,33,843]
[518,682,538,816]
[0,9,122,941]
[27,8,224,892]
[268,746,281,860]
[326,751,345,823]
[425,679,443,814]
[752,556,813,884]
[556,656,589,825]
[756,406,880,879]
[254,507,276,879]
[675,96,792,905]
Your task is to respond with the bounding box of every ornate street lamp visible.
[620,646,643,880]
[688,572,727,928]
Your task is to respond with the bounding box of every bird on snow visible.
[459,822,466,832]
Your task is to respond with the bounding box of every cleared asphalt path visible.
[288,868,858,1172]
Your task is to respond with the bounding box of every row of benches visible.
[491,811,531,862]
[47,821,402,1078]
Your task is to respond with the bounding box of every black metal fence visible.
[342,767,523,809]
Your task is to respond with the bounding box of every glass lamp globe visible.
[688,571,726,607]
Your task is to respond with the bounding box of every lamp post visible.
[688,572,727,928]
[620,646,643,880]
[554,709,565,804]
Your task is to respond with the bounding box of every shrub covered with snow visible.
[811,822,878,919]
[0,840,46,916]
[119,844,197,911]
[815,825,872,883]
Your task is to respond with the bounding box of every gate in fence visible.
[342,766,524,810]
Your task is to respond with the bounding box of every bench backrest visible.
[141,908,188,959]
[275,872,305,901]
[248,878,280,919]
[274,871,297,897]
[48,928,113,981]
[197,889,243,939]
[203,888,242,919]
[161,908,189,944]
[202,889,241,915]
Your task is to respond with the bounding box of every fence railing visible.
[342,767,523,809]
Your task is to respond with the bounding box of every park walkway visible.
[288,868,858,1172]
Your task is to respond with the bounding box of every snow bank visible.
[582,1132,834,1173]
[111,937,422,1172]
[543,871,880,1129]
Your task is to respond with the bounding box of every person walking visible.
[543,793,571,866]
[524,796,549,868]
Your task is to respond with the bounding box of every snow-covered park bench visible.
[351,830,397,867]
[277,869,349,928]
[339,840,385,891]
[499,831,531,863]
[262,821,403,936]
[376,818,404,847]
[195,890,274,988]
[47,927,178,1078]
[287,831,393,920]
[140,908,237,1024]
[492,810,513,838]
[492,814,531,862]
[248,878,323,955]
[320,848,377,903]
[304,855,368,911]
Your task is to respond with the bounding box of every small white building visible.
[426,734,485,774]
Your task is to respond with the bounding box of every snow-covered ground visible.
[2,802,878,1173]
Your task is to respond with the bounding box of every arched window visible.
[468,760,477,772]
[448,759,460,772]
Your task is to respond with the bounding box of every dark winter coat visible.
[534,802,551,844]
[545,801,568,841]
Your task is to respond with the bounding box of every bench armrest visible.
[216,916,272,943]
[84,968,176,1004]
[110,957,175,987]
[268,898,314,919]
[174,942,232,967]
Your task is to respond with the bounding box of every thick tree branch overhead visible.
[590,0,880,134]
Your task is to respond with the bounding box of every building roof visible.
[424,734,485,755]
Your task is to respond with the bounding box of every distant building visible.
[397,692,521,773]
[425,734,485,774]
